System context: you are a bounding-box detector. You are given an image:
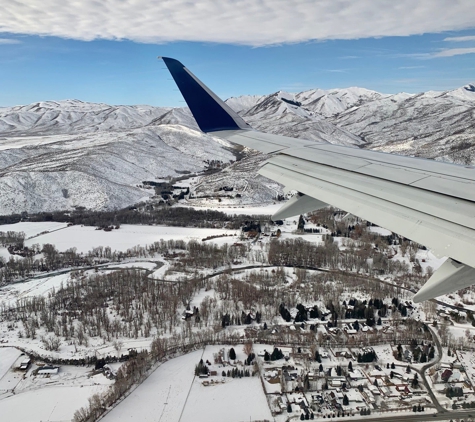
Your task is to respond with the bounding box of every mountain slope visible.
[0,101,237,214]
[228,84,475,163]
[1,83,474,215]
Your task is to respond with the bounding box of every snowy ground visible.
[181,374,271,422]
[178,202,282,216]
[0,273,71,306]
[102,350,203,422]
[20,224,237,253]
[0,384,106,422]
[0,221,69,239]
[103,346,272,422]
[0,348,113,422]
[0,347,23,395]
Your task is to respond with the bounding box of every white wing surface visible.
[161,57,475,302]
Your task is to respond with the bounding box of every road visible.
[352,409,474,421]
[414,324,446,413]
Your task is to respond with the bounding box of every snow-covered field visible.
[0,221,69,239]
[20,224,237,253]
[0,349,113,422]
[102,346,272,422]
[0,384,106,422]
[102,349,202,422]
[181,375,271,422]
[0,273,71,306]
[181,203,282,216]
[0,347,22,390]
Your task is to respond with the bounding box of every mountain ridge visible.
[0,83,474,215]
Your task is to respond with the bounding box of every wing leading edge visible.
[161,57,475,302]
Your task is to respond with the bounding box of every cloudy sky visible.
[1,0,475,106]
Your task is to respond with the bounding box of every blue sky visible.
[1,1,475,107]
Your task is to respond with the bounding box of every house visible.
[312,394,324,404]
[348,368,365,380]
[19,358,31,370]
[333,350,353,359]
[37,366,59,375]
[448,371,464,383]
[307,372,318,381]
[396,384,410,395]
[346,389,363,403]
[329,376,347,388]
[368,385,380,396]
[361,390,376,404]
[382,385,400,398]
[441,369,453,383]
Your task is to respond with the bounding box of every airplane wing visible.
[160,57,475,302]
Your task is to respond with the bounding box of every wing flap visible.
[268,154,475,230]
[259,161,475,269]
[305,143,475,182]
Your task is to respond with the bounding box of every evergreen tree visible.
[271,347,284,361]
[411,373,419,388]
[428,347,435,360]
[343,395,349,406]
[298,215,305,230]
[229,347,236,360]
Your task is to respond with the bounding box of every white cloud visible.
[0,1,474,46]
[444,35,475,42]
[432,47,475,57]
[398,66,425,69]
[0,38,21,44]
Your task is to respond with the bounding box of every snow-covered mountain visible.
[228,84,475,161]
[1,83,474,214]
[0,100,236,214]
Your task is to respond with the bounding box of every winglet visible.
[160,57,252,133]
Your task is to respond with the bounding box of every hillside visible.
[0,84,474,214]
